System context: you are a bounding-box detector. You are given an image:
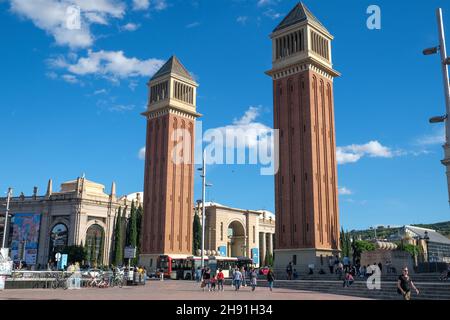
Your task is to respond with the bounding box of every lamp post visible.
[423,231,430,265]
[198,150,213,270]
[1,188,12,249]
[423,8,450,204]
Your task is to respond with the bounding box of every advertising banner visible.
[217,246,227,257]
[251,248,259,266]
[10,213,42,265]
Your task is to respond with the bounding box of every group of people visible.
[196,266,276,292]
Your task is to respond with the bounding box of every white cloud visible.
[337,141,400,165]
[121,22,140,31]
[50,50,164,81]
[338,187,352,195]
[416,127,445,146]
[61,74,80,84]
[109,104,135,112]
[138,147,146,160]
[93,89,107,95]
[154,0,168,11]
[263,9,282,20]
[236,16,248,25]
[186,21,200,28]
[257,0,278,7]
[132,0,150,10]
[9,0,126,49]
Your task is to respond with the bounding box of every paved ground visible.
[0,280,369,300]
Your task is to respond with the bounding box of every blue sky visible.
[0,0,450,231]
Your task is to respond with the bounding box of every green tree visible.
[264,251,274,267]
[352,240,376,262]
[192,212,202,255]
[340,227,351,258]
[128,201,138,264]
[114,207,124,266]
[63,245,86,264]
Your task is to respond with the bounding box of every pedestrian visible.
[195,267,202,283]
[217,269,225,291]
[267,268,275,291]
[397,267,419,300]
[286,262,293,280]
[143,267,147,285]
[293,269,299,279]
[250,268,258,291]
[233,267,242,291]
[241,267,247,287]
[159,268,164,281]
[210,275,217,291]
[343,272,354,288]
[328,256,334,274]
[203,268,211,291]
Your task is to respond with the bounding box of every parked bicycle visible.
[51,272,68,290]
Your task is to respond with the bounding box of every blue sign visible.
[251,248,259,265]
[218,246,227,256]
[58,254,68,270]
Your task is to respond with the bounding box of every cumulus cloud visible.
[9,0,125,49]
[61,74,80,84]
[49,50,164,81]
[153,0,168,11]
[337,141,400,165]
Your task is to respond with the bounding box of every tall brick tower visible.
[266,3,340,274]
[140,56,200,269]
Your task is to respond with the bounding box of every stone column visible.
[261,232,267,266]
[267,233,273,256]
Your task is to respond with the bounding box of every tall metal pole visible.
[200,149,206,270]
[2,188,12,249]
[437,8,450,204]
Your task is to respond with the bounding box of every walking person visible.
[267,268,275,291]
[233,267,242,291]
[217,269,225,291]
[203,268,211,292]
[241,267,247,287]
[250,268,258,291]
[397,267,419,300]
[195,267,202,283]
[286,262,293,280]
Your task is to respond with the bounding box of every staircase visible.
[227,273,450,300]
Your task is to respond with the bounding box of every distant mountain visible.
[348,221,450,240]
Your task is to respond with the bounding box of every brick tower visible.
[266,3,340,274]
[140,56,200,269]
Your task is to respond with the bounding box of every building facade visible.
[0,178,140,268]
[199,202,275,267]
[140,56,201,268]
[266,3,340,273]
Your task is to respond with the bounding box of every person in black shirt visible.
[397,267,419,300]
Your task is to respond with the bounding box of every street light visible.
[423,46,439,55]
[429,115,448,123]
[423,8,450,205]
[1,188,13,249]
[423,231,430,263]
[198,150,213,270]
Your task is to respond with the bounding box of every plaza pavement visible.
[0,280,369,300]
